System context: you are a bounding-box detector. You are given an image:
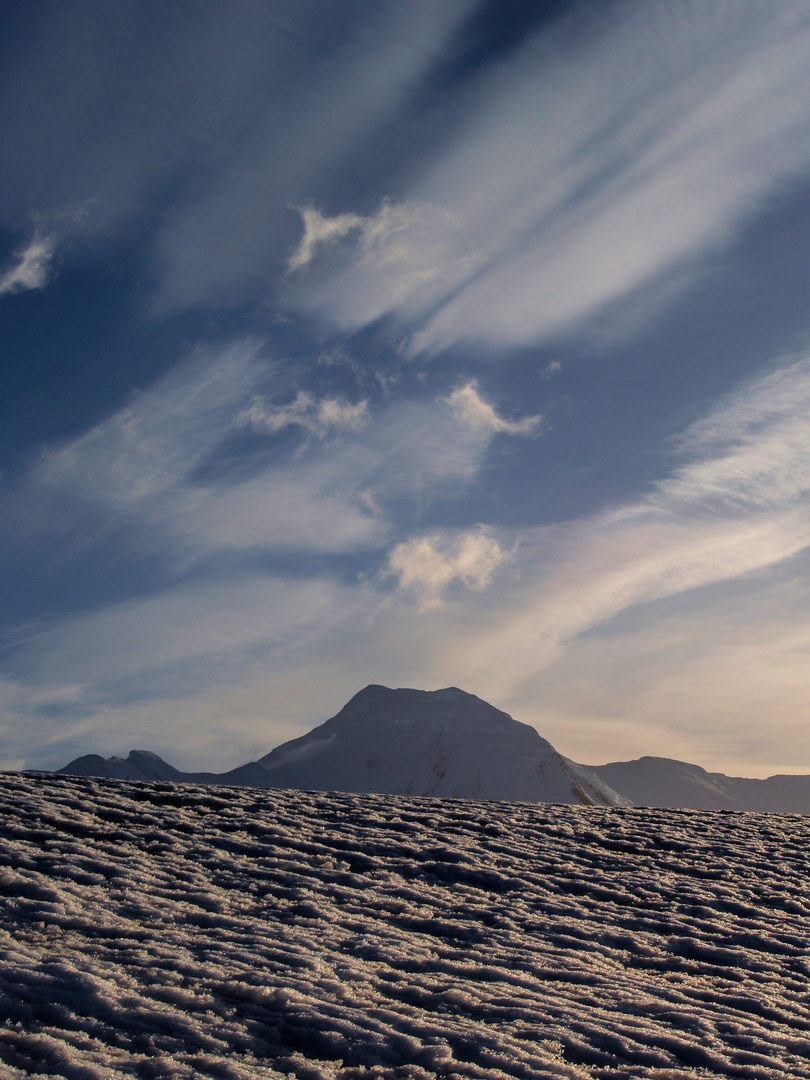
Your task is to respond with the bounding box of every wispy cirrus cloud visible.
[9,349,810,774]
[0,2,476,306]
[0,233,55,296]
[289,3,810,354]
[148,2,477,312]
[33,340,267,508]
[24,340,511,566]
[236,392,369,439]
[428,355,810,728]
[28,343,381,560]
[658,355,810,513]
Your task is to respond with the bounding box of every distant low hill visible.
[587,756,810,814]
[56,749,272,789]
[55,684,810,813]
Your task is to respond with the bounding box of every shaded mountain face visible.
[55,749,272,788]
[589,757,739,812]
[258,685,623,806]
[56,750,184,784]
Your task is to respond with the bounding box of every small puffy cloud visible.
[288,207,364,271]
[236,391,370,438]
[386,529,509,609]
[0,234,56,296]
[445,380,543,436]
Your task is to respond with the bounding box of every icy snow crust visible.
[1,775,810,1079]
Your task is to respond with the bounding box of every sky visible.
[3,0,810,778]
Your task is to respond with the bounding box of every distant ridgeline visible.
[55,684,810,813]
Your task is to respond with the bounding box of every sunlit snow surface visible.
[1,775,809,1079]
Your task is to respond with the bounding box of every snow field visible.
[0,773,809,1078]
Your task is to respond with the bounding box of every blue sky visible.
[3,0,810,777]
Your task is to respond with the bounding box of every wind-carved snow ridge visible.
[2,773,810,1079]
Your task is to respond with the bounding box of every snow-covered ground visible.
[1,774,809,1079]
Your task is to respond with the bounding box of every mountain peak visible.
[259,684,621,805]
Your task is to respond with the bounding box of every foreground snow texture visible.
[2,776,810,1080]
